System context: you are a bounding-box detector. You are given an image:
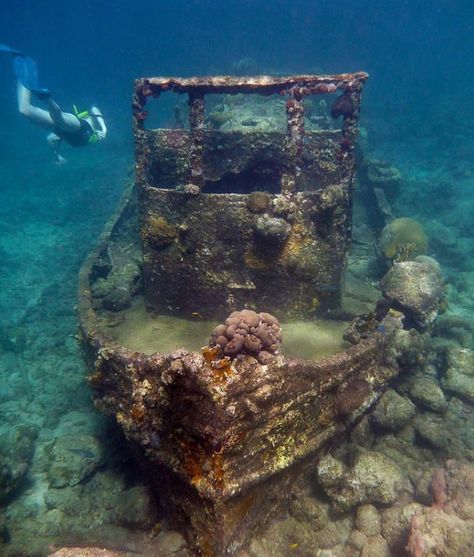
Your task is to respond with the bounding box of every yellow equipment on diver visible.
[73,105,100,143]
[73,104,90,119]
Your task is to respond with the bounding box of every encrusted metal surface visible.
[76,72,400,557]
[133,73,368,319]
[133,72,368,98]
[78,190,399,556]
[139,185,350,318]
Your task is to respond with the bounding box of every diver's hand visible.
[95,130,106,140]
[56,155,67,165]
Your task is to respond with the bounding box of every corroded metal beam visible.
[187,91,205,192]
[132,72,368,130]
[135,72,368,96]
[132,73,368,194]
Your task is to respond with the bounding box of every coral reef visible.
[379,217,428,261]
[47,528,190,557]
[209,309,282,362]
[4,51,474,557]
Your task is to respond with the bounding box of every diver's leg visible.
[18,82,80,133]
[45,98,80,132]
[17,82,54,130]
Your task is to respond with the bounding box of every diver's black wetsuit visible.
[54,117,94,147]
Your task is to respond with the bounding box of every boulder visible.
[443,347,474,402]
[380,260,445,328]
[409,377,448,413]
[370,389,417,431]
[317,451,408,512]
[47,434,105,488]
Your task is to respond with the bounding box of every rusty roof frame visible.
[134,72,368,96]
[132,72,369,194]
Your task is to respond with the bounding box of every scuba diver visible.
[1,44,107,164]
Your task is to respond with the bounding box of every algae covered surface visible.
[97,296,349,358]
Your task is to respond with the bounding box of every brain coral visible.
[209,309,282,363]
[379,217,427,261]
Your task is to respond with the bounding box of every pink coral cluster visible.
[407,515,427,557]
[431,467,448,509]
[209,309,282,363]
[406,464,465,557]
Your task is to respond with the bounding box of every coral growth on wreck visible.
[334,378,371,419]
[141,215,177,248]
[209,309,282,363]
[246,191,272,213]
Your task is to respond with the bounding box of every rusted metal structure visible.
[133,73,368,318]
[77,73,403,557]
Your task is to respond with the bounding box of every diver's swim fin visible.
[13,55,50,98]
[0,43,22,55]
[1,44,50,98]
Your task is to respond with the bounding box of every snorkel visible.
[73,105,90,119]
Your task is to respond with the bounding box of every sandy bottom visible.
[97,297,350,359]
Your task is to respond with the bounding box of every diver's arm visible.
[90,106,107,138]
[47,133,66,164]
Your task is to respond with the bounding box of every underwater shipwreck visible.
[76,73,465,557]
